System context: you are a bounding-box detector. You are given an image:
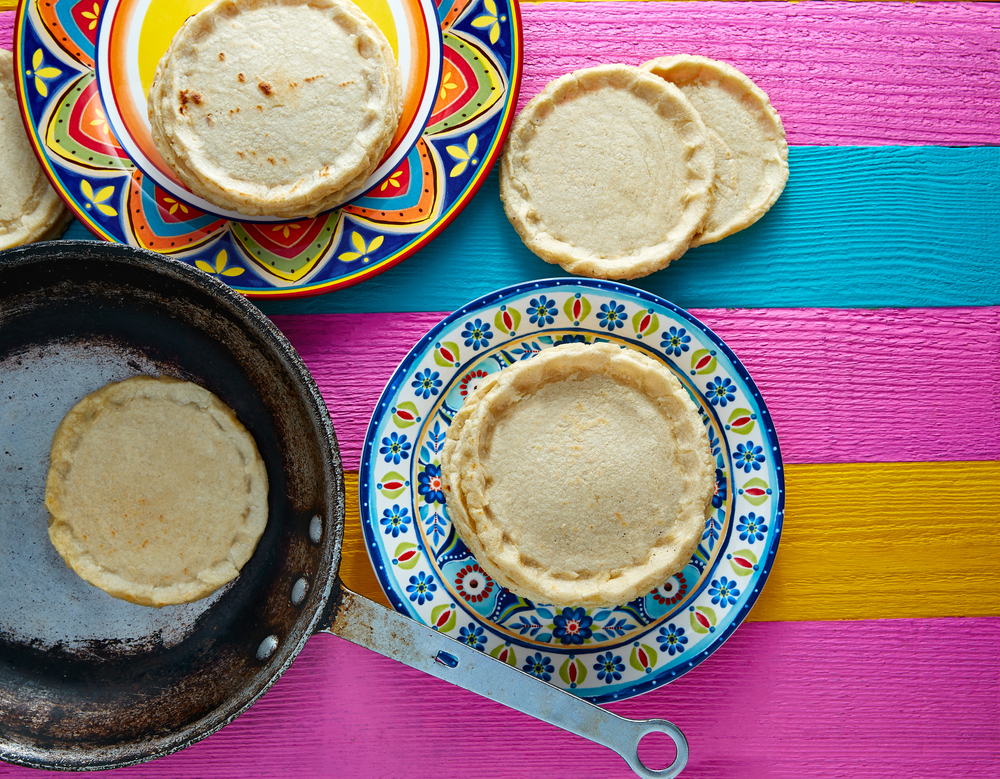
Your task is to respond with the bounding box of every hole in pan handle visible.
[324,588,689,779]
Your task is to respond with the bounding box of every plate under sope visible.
[359,279,784,702]
[14,0,521,296]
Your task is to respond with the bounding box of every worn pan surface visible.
[0,241,687,778]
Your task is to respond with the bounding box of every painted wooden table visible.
[2,2,999,777]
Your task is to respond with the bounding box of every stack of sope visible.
[500,57,789,280]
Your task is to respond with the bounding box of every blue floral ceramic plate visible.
[359,279,783,702]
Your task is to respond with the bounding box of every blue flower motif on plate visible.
[380,505,410,538]
[379,432,411,464]
[552,607,594,645]
[524,652,554,682]
[735,441,766,473]
[556,334,588,345]
[656,623,688,656]
[459,623,486,652]
[660,326,691,357]
[737,512,768,543]
[406,571,437,605]
[594,652,624,684]
[528,296,555,326]
[412,368,442,399]
[706,376,736,407]
[462,318,493,350]
[418,463,446,504]
[708,576,740,607]
[597,301,626,331]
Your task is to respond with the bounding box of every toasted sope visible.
[147,0,402,218]
[45,376,269,608]
[0,49,70,249]
[441,343,714,608]
[643,55,788,246]
[499,64,715,280]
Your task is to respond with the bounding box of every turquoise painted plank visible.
[63,146,1000,312]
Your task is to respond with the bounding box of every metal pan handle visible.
[323,588,688,779]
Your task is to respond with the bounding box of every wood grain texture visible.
[340,461,1000,623]
[514,2,1000,146]
[257,147,1000,315]
[3,617,996,779]
[274,307,1000,471]
[4,2,999,146]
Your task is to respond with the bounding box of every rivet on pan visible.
[291,577,309,606]
[256,635,279,661]
[308,515,323,544]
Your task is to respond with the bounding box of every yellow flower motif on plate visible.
[438,69,458,102]
[79,3,101,31]
[162,197,189,216]
[80,180,117,217]
[471,0,504,45]
[338,231,383,263]
[195,249,244,277]
[271,223,301,240]
[89,108,111,137]
[446,134,478,178]
[380,171,404,192]
[27,49,61,98]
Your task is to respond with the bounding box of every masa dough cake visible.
[499,65,715,280]
[643,55,788,246]
[45,376,269,608]
[0,49,69,249]
[442,343,714,607]
[147,0,402,218]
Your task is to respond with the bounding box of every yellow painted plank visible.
[342,472,393,609]
[341,462,1000,621]
[750,461,1000,622]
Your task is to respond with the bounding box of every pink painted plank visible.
[4,2,1000,146]
[2,617,996,779]
[274,307,1000,470]
[517,2,1000,146]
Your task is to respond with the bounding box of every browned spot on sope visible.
[304,74,324,83]
[219,52,225,61]
[258,81,272,96]
[237,73,246,83]
[267,157,276,165]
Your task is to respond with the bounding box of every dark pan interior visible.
[0,242,343,770]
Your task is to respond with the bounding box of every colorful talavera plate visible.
[94,0,441,223]
[359,279,784,702]
[14,0,521,297]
